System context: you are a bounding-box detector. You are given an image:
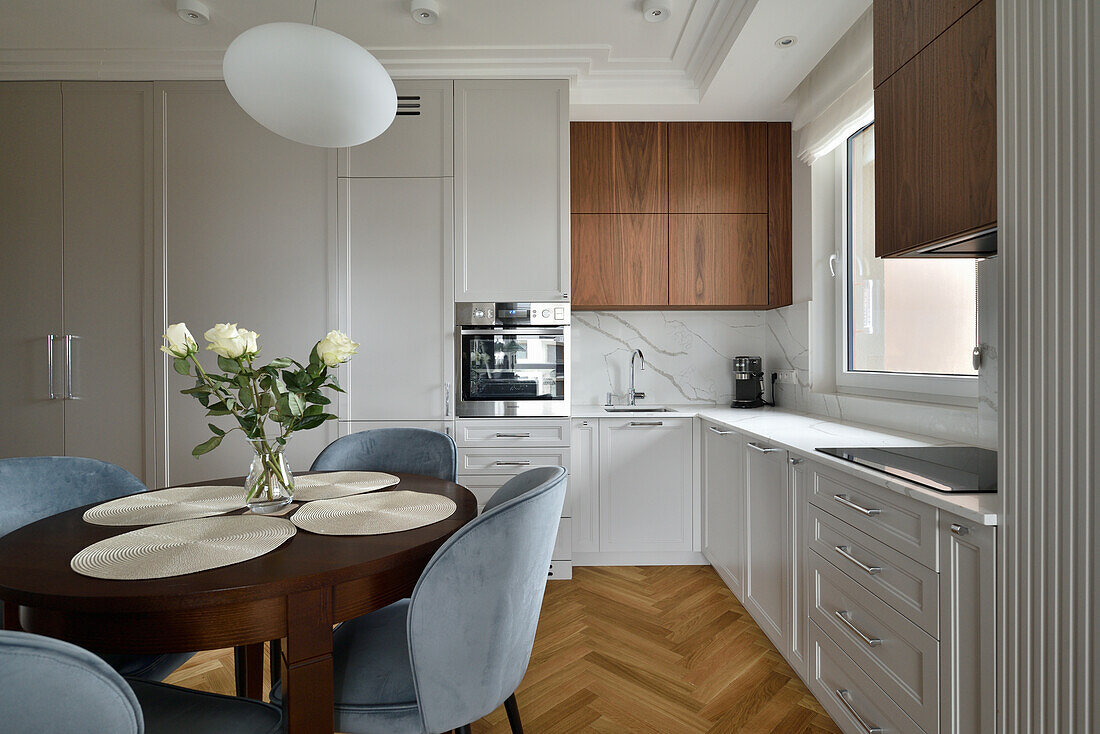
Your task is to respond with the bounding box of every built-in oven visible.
[455,302,569,417]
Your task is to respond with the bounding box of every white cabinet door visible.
[743,438,789,650]
[702,421,745,598]
[0,82,65,460]
[598,418,692,553]
[61,82,151,481]
[939,513,996,734]
[339,80,453,178]
[570,418,599,553]
[155,82,335,487]
[454,79,570,303]
[340,177,453,421]
[787,455,808,680]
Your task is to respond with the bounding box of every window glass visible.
[846,124,978,377]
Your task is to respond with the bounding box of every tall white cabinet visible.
[0,82,152,481]
[154,82,335,486]
[339,178,454,422]
[454,80,570,303]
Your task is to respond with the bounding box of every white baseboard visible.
[573,551,708,566]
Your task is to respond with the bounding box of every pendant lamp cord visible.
[311,0,318,25]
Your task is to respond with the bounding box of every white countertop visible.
[573,404,1001,526]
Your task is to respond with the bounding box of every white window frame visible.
[833,123,978,405]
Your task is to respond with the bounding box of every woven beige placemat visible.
[291,490,457,536]
[71,516,296,580]
[83,485,244,526]
[292,471,400,502]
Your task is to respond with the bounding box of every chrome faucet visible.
[628,349,646,405]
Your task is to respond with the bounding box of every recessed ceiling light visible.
[642,0,671,23]
[411,0,440,24]
[775,36,798,49]
[176,0,210,25]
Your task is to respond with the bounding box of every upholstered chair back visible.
[311,428,457,482]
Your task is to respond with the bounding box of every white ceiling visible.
[0,0,870,120]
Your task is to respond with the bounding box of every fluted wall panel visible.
[999,1,1097,732]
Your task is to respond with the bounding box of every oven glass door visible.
[461,329,565,405]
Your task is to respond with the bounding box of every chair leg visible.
[270,638,282,689]
[504,692,524,734]
[233,645,246,697]
[453,727,472,734]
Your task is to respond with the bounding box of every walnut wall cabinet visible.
[570,121,792,310]
[874,0,996,257]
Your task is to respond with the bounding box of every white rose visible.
[238,329,260,357]
[161,323,197,358]
[315,330,359,367]
[204,323,249,359]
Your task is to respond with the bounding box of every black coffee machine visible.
[731,356,767,408]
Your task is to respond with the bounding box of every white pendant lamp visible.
[222,6,396,149]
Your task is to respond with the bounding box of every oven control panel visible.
[457,302,570,327]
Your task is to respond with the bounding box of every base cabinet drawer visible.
[811,551,939,733]
[458,447,570,475]
[809,464,938,569]
[809,503,940,636]
[810,621,923,734]
[455,418,570,447]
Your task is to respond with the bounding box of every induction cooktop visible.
[815,446,997,493]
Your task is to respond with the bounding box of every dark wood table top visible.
[0,472,477,615]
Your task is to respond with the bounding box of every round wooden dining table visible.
[0,472,477,734]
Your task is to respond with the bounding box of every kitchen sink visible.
[603,406,674,413]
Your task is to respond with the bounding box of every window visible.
[838,123,978,401]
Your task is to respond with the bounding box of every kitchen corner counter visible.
[572,404,1001,526]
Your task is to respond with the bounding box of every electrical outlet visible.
[776,369,798,385]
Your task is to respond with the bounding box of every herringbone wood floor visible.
[164,565,840,733]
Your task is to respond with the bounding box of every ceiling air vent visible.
[396,96,422,116]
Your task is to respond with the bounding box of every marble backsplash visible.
[571,311,766,407]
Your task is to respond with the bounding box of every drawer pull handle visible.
[834,545,883,575]
[835,689,884,734]
[834,610,882,647]
[628,421,663,427]
[789,456,803,465]
[833,493,882,516]
[707,425,734,435]
[494,460,531,466]
[494,433,531,438]
[950,523,970,537]
[747,442,781,454]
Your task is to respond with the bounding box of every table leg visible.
[234,642,265,699]
[2,602,19,631]
[283,588,334,734]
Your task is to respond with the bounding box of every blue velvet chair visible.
[0,630,281,734]
[0,456,194,681]
[310,428,458,482]
[271,466,567,734]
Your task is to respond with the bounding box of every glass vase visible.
[245,438,294,514]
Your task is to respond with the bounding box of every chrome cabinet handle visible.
[64,335,78,399]
[495,460,531,466]
[833,493,881,516]
[444,382,451,417]
[46,334,56,399]
[747,442,781,454]
[789,457,803,465]
[835,689,883,734]
[950,523,970,537]
[707,425,734,435]
[495,432,531,438]
[834,610,882,647]
[834,545,882,575]
[628,421,663,427]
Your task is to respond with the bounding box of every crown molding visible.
[0,0,755,106]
